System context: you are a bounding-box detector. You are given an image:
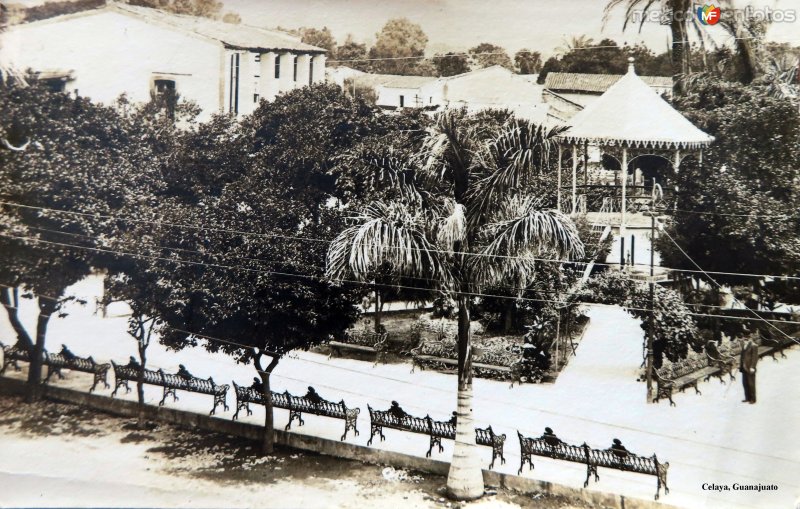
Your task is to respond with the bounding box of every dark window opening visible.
[309,57,314,85]
[229,53,240,115]
[293,56,298,81]
[42,78,67,93]
[153,79,177,119]
[254,53,261,62]
[274,57,280,79]
[254,93,260,103]
[399,95,405,108]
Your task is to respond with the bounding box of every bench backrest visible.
[518,431,590,463]
[587,448,658,474]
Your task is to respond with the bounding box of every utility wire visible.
[3,199,799,282]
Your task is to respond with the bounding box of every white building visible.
[0,2,327,119]
[343,65,553,122]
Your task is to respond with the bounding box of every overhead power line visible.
[2,199,799,282]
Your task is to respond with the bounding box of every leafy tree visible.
[335,35,370,72]
[129,0,223,18]
[514,49,542,75]
[435,52,470,77]
[15,0,104,23]
[656,77,800,306]
[0,77,160,401]
[538,39,672,83]
[221,11,240,24]
[369,18,428,74]
[327,109,584,499]
[299,26,337,54]
[468,42,513,70]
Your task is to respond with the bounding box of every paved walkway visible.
[1,275,798,508]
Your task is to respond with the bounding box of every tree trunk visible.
[137,341,147,428]
[446,294,483,501]
[0,287,33,349]
[503,301,514,333]
[255,353,280,455]
[374,285,382,334]
[26,297,56,402]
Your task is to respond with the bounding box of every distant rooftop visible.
[544,72,672,94]
[351,73,438,89]
[11,2,326,53]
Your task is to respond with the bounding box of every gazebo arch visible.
[555,58,714,232]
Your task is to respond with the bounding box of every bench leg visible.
[489,442,505,470]
[341,411,359,441]
[584,463,599,488]
[111,379,130,398]
[692,382,701,396]
[160,387,178,406]
[426,435,443,458]
[285,409,304,430]
[518,453,533,475]
[233,400,249,421]
[210,392,226,416]
[367,424,384,446]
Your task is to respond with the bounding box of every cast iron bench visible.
[0,341,33,375]
[328,330,389,362]
[232,382,360,441]
[1,342,111,393]
[367,402,506,469]
[517,430,669,500]
[704,343,737,384]
[653,356,716,406]
[44,350,111,393]
[111,361,229,415]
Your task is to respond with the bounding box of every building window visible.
[309,56,314,85]
[254,93,260,103]
[42,78,67,93]
[275,58,280,79]
[152,78,177,119]
[229,53,240,115]
[399,95,405,108]
[255,53,261,63]
[293,56,298,82]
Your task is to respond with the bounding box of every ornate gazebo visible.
[555,58,714,233]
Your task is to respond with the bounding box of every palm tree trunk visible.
[446,294,484,500]
[670,0,690,95]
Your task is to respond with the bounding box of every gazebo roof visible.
[558,61,714,150]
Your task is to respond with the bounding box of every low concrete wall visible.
[0,376,678,509]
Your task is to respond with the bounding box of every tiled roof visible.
[352,73,437,89]
[544,72,672,93]
[112,4,325,52]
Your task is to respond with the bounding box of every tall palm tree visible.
[327,109,584,500]
[556,35,595,56]
[605,0,727,93]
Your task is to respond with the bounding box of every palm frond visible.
[467,119,565,225]
[437,199,467,254]
[326,201,452,289]
[470,195,585,290]
[337,141,421,202]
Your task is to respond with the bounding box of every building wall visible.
[1,11,224,120]
[376,86,434,108]
[1,10,327,120]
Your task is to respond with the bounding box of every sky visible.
[222,0,800,57]
[10,0,800,58]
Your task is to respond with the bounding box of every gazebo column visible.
[557,145,562,212]
[621,147,628,236]
[674,149,681,172]
[571,145,578,214]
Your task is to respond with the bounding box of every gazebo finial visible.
[628,56,636,74]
